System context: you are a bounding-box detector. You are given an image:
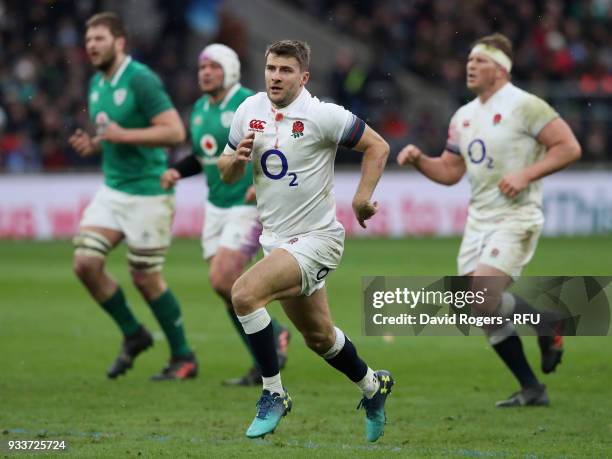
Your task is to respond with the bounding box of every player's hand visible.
[236,132,255,162]
[244,185,257,203]
[498,170,530,198]
[94,121,127,144]
[397,144,422,166]
[352,198,378,229]
[161,168,181,190]
[68,129,100,157]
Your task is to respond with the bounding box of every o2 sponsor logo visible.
[260,149,298,187]
[316,267,330,280]
[467,139,494,169]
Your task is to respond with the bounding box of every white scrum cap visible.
[199,43,241,88]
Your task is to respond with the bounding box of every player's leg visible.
[230,248,303,437]
[204,204,290,385]
[280,289,393,442]
[477,226,564,374]
[123,194,196,380]
[471,263,548,407]
[73,226,147,340]
[73,188,153,378]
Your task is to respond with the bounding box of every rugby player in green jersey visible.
[161,44,290,386]
[69,12,197,381]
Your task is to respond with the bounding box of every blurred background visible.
[2,0,610,171]
[0,0,610,238]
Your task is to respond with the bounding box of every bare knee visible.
[73,255,103,283]
[209,270,234,301]
[478,290,503,315]
[303,329,335,355]
[131,270,166,300]
[231,278,262,316]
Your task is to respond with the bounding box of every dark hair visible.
[265,40,310,71]
[473,33,513,61]
[86,12,127,39]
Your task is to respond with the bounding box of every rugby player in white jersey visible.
[397,33,581,407]
[218,40,393,441]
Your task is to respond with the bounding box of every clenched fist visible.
[353,198,379,229]
[236,132,255,162]
[161,168,181,190]
[396,144,422,166]
[68,129,100,157]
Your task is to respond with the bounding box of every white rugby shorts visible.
[202,201,261,260]
[457,218,542,278]
[260,223,345,296]
[79,185,175,249]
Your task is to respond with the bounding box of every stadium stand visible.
[0,0,609,171]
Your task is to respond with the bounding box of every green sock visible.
[100,287,140,337]
[147,289,191,358]
[226,307,259,368]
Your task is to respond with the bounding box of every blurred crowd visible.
[0,0,241,172]
[0,0,610,173]
[299,0,612,161]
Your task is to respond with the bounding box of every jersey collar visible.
[271,87,309,116]
[204,83,242,112]
[220,83,241,109]
[478,81,513,107]
[109,55,132,87]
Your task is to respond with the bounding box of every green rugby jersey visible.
[88,56,174,195]
[190,84,254,208]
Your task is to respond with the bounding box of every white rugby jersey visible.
[446,83,558,225]
[224,88,365,237]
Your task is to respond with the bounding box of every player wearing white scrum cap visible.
[397,33,581,408]
[199,43,240,89]
[161,42,291,387]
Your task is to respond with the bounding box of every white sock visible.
[237,308,271,334]
[357,367,379,399]
[262,373,284,396]
[322,326,346,360]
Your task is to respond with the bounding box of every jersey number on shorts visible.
[260,149,298,187]
[467,139,494,169]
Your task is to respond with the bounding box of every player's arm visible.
[498,117,581,198]
[218,132,254,184]
[96,72,185,147]
[351,124,390,228]
[397,145,466,185]
[161,154,203,190]
[97,108,186,147]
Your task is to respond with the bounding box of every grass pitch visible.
[1,237,611,457]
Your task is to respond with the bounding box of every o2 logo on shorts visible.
[316,267,330,281]
[260,149,298,187]
[467,139,494,169]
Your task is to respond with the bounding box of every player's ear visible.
[116,36,126,53]
[301,71,310,86]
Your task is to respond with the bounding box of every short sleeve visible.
[225,97,248,152]
[318,102,364,147]
[130,72,174,120]
[522,95,559,137]
[445,111,461,155]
